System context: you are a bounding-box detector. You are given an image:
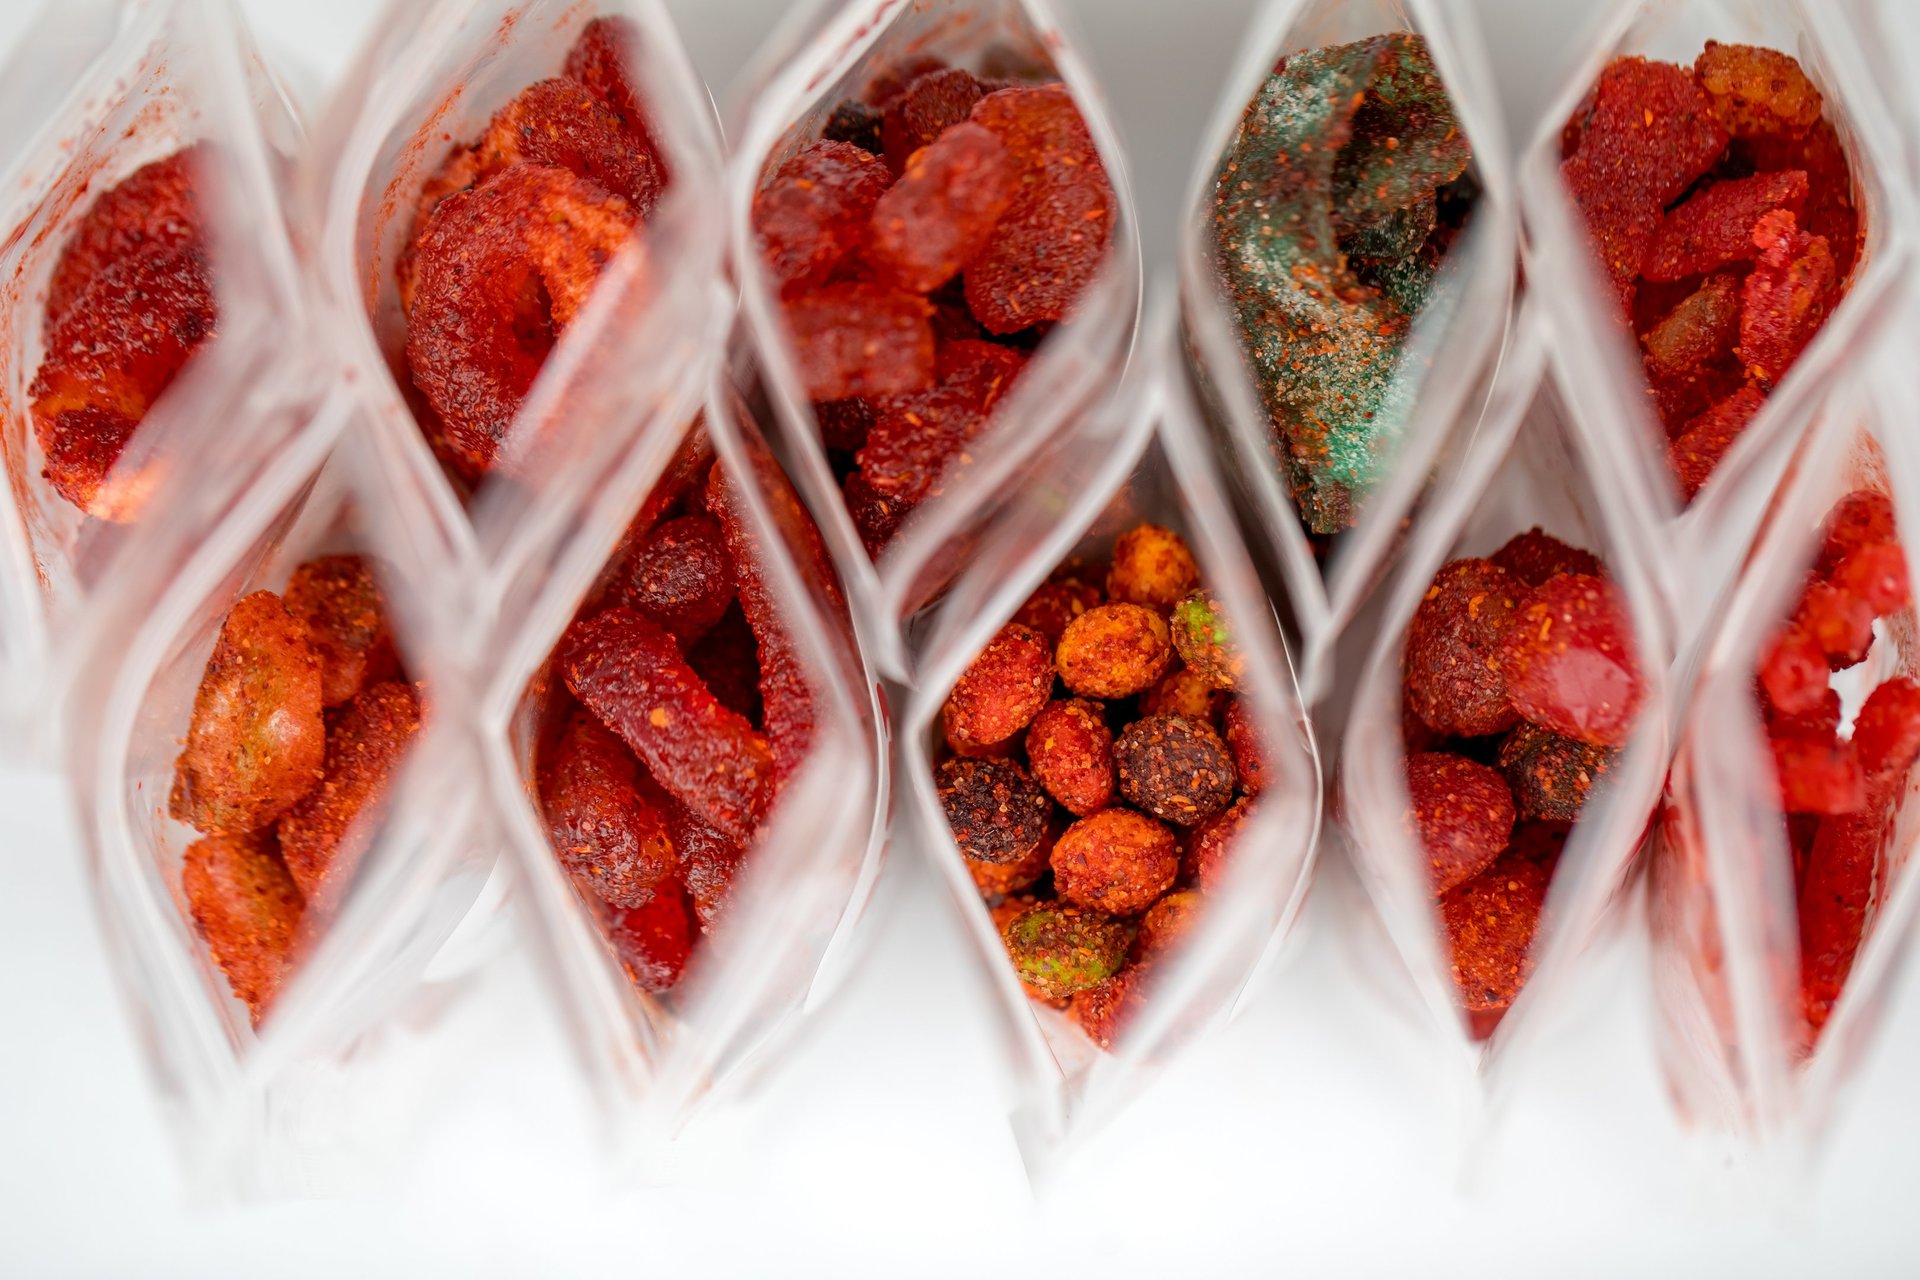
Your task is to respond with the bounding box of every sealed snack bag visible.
[484,368,886,1155]
[0,0,317,757]
[1178,0,1519,702]
[730,0,1142,680]
[1519,0,1911,655]
[1340,332,1672,1107]
[61,393,499,1196]
[1652,342,1920,1148]
[306,0,727,668]
[904,314,1321,1163]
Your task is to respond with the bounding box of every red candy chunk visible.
[965,85,1115,334]
[539,711,678,909]
[1770,733,1864,815]
[1794,579,1874,670]
[1834,542,1910,616]
[842,470,913,555]
[1490,528,1603,588]
[1642,274,1742,428]
[563,16,664,168]
[1738,210,1837,386]
[1442,849,1549,1020]
[1760,625,1830,716]
[752,141,892,294]
[1817,490,1896,576]
[880,68,986,174]
[1498,573,1643,747]
[609,885,693,992]
[277,681,422,910]
[868,122,1015,293]
[1853,678,1920,785]
[1669,384,1765,500]
[1695,42,1823,140]
[1642,170,1808,283]
[46,148,203,325]
[1404,558,1525,738]
[1561,57,1728,303]
[1406,752,1516,894]
[619,513,736,645]
[562,606,772,842]
[671,801,744,931]
[856,340,1027,504]
[1740,120,1858,278]
[781,282,935,401]
[1799,785,1894,1037]
[1765,683,1840,740]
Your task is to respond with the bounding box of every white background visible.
[3,0,1919,1275]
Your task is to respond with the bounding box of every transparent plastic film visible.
[482,362,885,1165]
[60,401,499,1198]
[1650,315,1920,1153]
[901,311,1321,1170]
[0,0,315,760]
[304,0,727,669]
[727,0,1143,681]
[1517,0,1914,663]
[1175,0,1518,706]
[1339,344,1672,1118]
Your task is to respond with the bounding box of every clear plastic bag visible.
[1650,310,1920,1154]
[726,0,1143,681]
[1516,0,1916,668]
[901,310,1322,1169]
[481,350,887,1166]
[59,393,500,1198]
[1176,0,1520,705]
[303,0,728,670]
[0,0,317,762]
[1337,326,1674,1118]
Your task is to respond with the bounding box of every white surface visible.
[3,0,1919,1275]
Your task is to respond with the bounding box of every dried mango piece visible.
[170,591,326,835]
[780,282,936,401]
[562,606,771,842]
[277,681,422,908]
[284,555,398,707]
[1668,384,1765,500]
[1694,42,1822,141]
[619,513,735,646]
[842,470,913,556]
[538,710,678,909]
[182,829,303,1023]
[751,141,892,294]
[1642,169,1807,282]
[469,79,665,214]
[1737,210,1837,386]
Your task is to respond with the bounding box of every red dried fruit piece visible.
[1852,678,1920,785]
[1406,751,1516,894]
[183,829,303,1023]
[855,339,1028,505]
[1694,42,1822,141]
[618,513,735,646]
[1057,603,1174,699]
[881,68,986,174]
[1025,698,1115,817]
[868,121,1014,293]
[781,282,936,402]
[1115,715,1236,828]
[1771,733,1864,815]
[1794,578,1874,670]
[1799,780,1895,1037]
[277,681,423,909]
[1643,170,1808,283]
[1499,573,1643,747]
[1669,384,1766,500]
[1011,577,1103,646]
[668,800,743,931]
[965,85,1115,334]
[46,147,204,326]
[942,623,1053,750]
[562,16,666,174]
[170,591,325,836]
[684,605,762,724]
[1051,808,1180,917]
[284,555,398,707]
[1442,849,1549,1018]
[937,757,1051,865]
[1834,542,1911,616]
[1404,558,1525,738]
[473,79,665,214]
[1816,491,1896,577]
[842,470,913,556]
[1760,625,1829,717]
[1739,120,1858,278]
[406,164,638,480]
[1070,963,1153,1050]
[1222,698,1271,795]
[1106,524,1201,612]
[609,885,693,993]
[1498,722,1616,824]
[539,710,678,909]
[562,606,771,842]
[1737,210,1837,387]
[1489,528,1603,588]
[751,141,892,294]
[1562,57,1728,304]
[31,242,216,516]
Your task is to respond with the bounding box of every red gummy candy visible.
[1642,169,1808,283]
[278,681,423,912]
[868,121,1015,293]
[562,16,666,175]
[1853,677,1920,785]
[1795,578,1874,670]
[1404,558,1525,738]
[1738,210,1837,386]
[752,141,892,294]
[1669,384,1765,500]
[1765,683,1840,740]
[609,885,693,992]
[1816,490,1896,577]
[1489,528,1603,588]
[1770,733,1864,815]
[619,513,736,645]
[1760,626,1829,717]
[1499,573,1643,747]
[880,68,985,174]
[1442,849,1550,1019]
[781,282,935,401]
[540,711,678,909]
[1406,751,1516,894]
[856,340,1028,504]
[562,606,772,842]
[965,85,1115,334]
[668,800,744,931]
[47,147,203,326]
[1799,783,1894,1037]
[1834,542,1910,616]
[1739,120,1858,279]
[1561,57,1728,303]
